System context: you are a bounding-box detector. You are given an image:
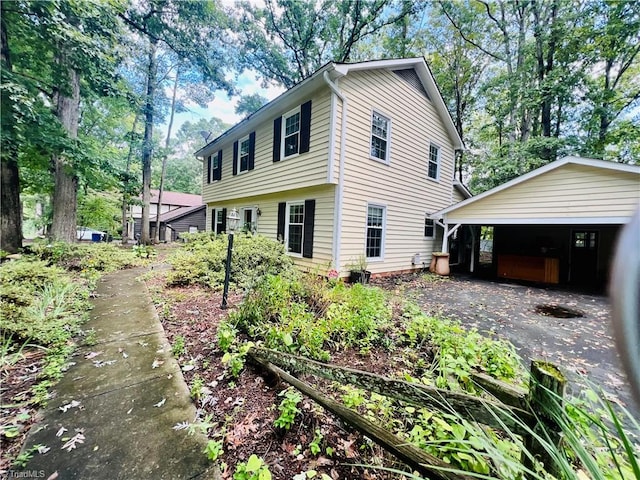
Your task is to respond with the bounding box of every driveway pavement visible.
[375,274,637,417]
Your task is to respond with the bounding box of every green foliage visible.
[190,374,204,400]
[221,342,253,379]
[233,454,272,480]
[229,273,391,361]
[132,245,157,259]
[172,335,186,357]
[217,322,237,353]
[273,388,303,430]
[0,260,90,347]
[401,302,523,391]
[308,429,323,456]
[77,191,121,235]
[204,439,224,462]
[166,233,294,291]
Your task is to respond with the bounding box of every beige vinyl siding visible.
[338,69,457,274]
[202,88,333,204]
[452,186,467,203]
[206,185,335,271]
[446,164,640,222]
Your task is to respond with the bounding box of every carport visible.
[432,156,640,289]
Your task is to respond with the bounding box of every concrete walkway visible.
[22,268,215,479]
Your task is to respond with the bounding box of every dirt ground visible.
[372,273,638,417]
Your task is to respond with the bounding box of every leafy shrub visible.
[0,259,91,347]
[273,388,303,430]
[229,273,391,361]
[401,302,524,391]
[166,233,294,290]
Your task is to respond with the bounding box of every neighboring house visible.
[432,156,640,288]
[195,57,464,276]
[127,190,203,241]
[150,204,207,242]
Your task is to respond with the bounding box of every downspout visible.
[323,71,347,272]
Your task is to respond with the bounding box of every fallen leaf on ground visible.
[59,401,81,413]
[152,359,164,369]
[154,398,166,408]
[56,427,67,437]
[84,351,103,359]
[61,433,85,452]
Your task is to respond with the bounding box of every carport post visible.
[441,223,449,252]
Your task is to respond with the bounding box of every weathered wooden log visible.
[250,347,534,434]
[523,360,567,477]
[470,371,529,410]
[254,358,475,480]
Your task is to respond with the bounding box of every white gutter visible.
[323,71,347,272]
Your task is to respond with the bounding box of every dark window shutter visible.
[300,100,312,154]
[273,117,282,162]
[277,202,286,243]
[207,156,212,184]
[211,209,215,231]
[232,141,238,176]
[216,150,223,181]
[248,132,256,170]
[302,199,315,258]
[221,207,227,233]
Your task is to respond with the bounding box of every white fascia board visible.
[434,156,640,217]
[334,57,464,150]
[194,63,335,157]
[441,216,633,225]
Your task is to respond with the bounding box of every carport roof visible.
[432,156,640,225]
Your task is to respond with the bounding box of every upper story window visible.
[370,111,390,163]
[366,204,385,259]
[428,144,440,180]
[283,107,301,158]
[208,150,222,183]
[273,100,312,162]
[238,136,250,173]
[233,132,255,175]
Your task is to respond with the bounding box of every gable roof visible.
[154,204,206,224]
[195,57,463,157]
[432,156,640,222]
[149,190,202,207]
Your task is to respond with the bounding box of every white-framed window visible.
[188,226,198,234]
[365,204,385,260]
[237,135,251,173]
[370,111,390,163]
[424,217,435,238]
[285,202,305,256]
[428,144,440,180]
[211,208,225,234]
[240,207,257,233]
[282,107,301,158]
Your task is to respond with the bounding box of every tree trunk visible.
[121,115,139,245]
[50,61,81,243]
[0,13,23,253]
[141,38,157,245]
[154,69,179,244]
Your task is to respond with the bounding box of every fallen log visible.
[253,357,475,480]
[251,347,534,434]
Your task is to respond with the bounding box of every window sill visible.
[426,176,440,183]
[282,152,300,161]
[286,251,303,258]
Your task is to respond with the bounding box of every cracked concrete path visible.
[22,268,215,479]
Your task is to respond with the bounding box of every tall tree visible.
[236,0,420,88]
[120,0,233,244]
[1,0,126,245]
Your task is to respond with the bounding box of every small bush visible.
[0,259,91,347]
[166,234,294,290]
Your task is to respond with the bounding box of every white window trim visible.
[281,106,301,160]
[369,109,391,165]
[236,135,251,174]
[427,143,441,182]
[240,206,258,233]
[365,203,386,261]
[424,216,435,239]
[284,201,305,258]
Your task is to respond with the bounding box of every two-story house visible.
[195,58,464,276]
